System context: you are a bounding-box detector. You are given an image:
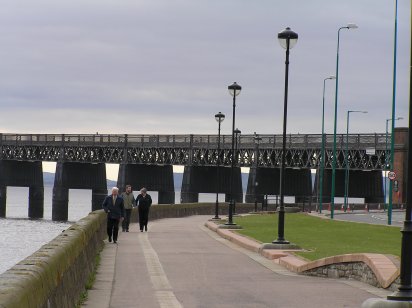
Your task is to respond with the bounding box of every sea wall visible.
[0,210,106,308]
[131,202,257,222]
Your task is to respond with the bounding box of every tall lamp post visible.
[385,117,402,210]
[343,110,367,211]
[386,0,412,299]
[273,27,298,245]
[225,82,241,226]
[330,23,358,219]
[319,75,336,214]
[213,112,225,220]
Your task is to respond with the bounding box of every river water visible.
[0,186,218,274]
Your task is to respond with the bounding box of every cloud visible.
[0,0,409,136]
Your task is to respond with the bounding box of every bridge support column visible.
[245,167,312,202]
[52,186,69,221]
[0,186,6,218]
[181,192,199,203]
[181,165,242,204]
[158,191,175,204]
[0,160,44,218]
[29,185,44,219]
[117,164,175,204]
[52,162,107,221]
[92,188,108,212]
[245,167,264,203]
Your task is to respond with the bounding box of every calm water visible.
[0,186,221,274]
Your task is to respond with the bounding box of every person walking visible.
[136,187,152,232]
[102,187,125,243]
[121,185,135,232]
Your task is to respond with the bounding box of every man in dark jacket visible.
[136,187,152,232]
[102,187,125,243]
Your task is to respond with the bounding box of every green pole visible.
[388,0,398,226]
[331,24,357,220]
[319,76,335,214]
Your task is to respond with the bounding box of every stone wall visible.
[303,262,380,287]
[131,202,257,222]
[0,210,107,308]
[302,262,400,290]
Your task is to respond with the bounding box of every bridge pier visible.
[0,161,44,218]
[117,164,175,204]
[314,169,384,203]
[52,162,107,221]
[0,186,6,217]
[245,167,312,203]
[181,165,243,203]
[29,185,44,219]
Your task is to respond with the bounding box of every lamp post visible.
[225,82,241,226]
[273,27,298,244]
[213,112,225,220]
[343,110,367,211]
[385,117,402,212]
[319,75,336,214]
[387,0,412,298]
[254,132,262,212]
[330,23,358,219]
[233,128,241,215]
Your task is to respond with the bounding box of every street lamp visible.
[385,117,402,205]
[344,110,367,211]
[330,23,358,219]
[254,132,262,212]
[273,27,298,245]
[319,75,336,214]
[213,112,225,220]
[387,0,412,297]
[225,82,241,226]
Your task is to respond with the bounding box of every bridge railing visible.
[0,133,389,149]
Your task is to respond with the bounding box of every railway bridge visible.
[0,128,407,221]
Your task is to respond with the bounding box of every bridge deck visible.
[0,133,389,169]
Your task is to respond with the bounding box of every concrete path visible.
[83,216,390,308]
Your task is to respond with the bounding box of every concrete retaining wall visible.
[0,210,107,308]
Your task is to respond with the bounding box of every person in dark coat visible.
[102,187,125,243]
[136,187,152,232]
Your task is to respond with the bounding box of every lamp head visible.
[347,23,358,29]
[278,27,298,49]
[328,75,336,80]
[228,82,242,97]
[215,112,225,123]
[234,128,241,134]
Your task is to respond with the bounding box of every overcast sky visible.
[0,0,410,138]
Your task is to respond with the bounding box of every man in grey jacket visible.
[121,185,135,232]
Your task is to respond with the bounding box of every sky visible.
[0,0,410,179]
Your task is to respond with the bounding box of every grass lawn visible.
[235,213,401,261]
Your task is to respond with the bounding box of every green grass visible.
[235,213,401,261]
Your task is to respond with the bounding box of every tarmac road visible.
[326,210,405,227]
[83,215,390,308]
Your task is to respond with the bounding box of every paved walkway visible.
[82,216,390,308]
